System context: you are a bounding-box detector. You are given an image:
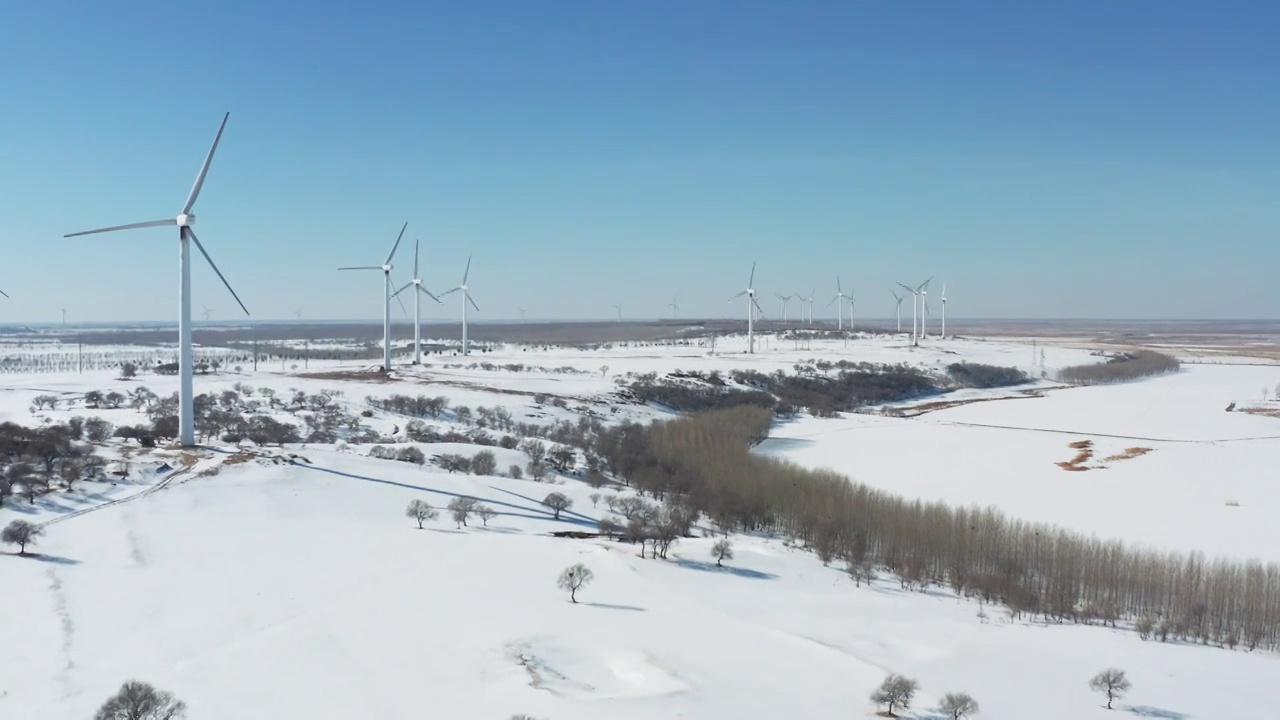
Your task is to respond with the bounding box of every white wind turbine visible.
[668,295,679,319]
[613,303,622,323]
[202,305,213,322]
[828,277,850,330]
[729,261,763,353]
[65,111,248,447]
[392,238,442,364]
[440,254,480,355]
[845,287,857,331]
[890,289,905,333]
[802,288,815,324]
[775,293,793,322]
[940,282,948,339]
[338,222,408,372]
[896,277,932,346]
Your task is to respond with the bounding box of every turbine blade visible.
[467,292,480,312]
[392,282,414,298]
[837,276,843,293]
[729,291,746,301]
[440,287,462,297]
[188,229,249,316]
[64,218,176,238]
[752,297,763,313]
[413,237,420,279]
[0,288,9,299]
[393,284,408,314]
[828,295,840,306]
[338,266,382,271]
[182,112,230,215]
[419,285,442,304]
[463,253,473,284]
[748,261,756,289]
[385,222,407,266]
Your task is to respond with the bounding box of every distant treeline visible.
[1057,350,1181,386]
[625,361,1029,417]
[593,406,1280,652]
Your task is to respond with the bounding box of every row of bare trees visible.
[1058,350,1181,385]
[591,406,1280,652]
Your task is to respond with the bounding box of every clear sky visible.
[1,1,1276,323]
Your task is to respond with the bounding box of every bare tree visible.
[557,563,594,603]
[1089,668,1131,710]
[405,499,438,529]
[870,674,918,717]
[712,538,734,566]
[471,450,497,476]
[589,492,601,508]
[448,496,478,528]
[541,492,573,520]
[508,464,523,480]
[2,519,43,555]
[93,679,187,720]
[938,692,979,719]
[477,505,497,526]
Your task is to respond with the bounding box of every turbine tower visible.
[828,277,850,330]
[896,277,932,347]
[441,254,480,355]
[940,282,948,339]
[392,238,442,364]
[803,288,815,324]
[668,295,679,320]
[65,111,248,447]
[890,290,905,333]
[338,222,409,372]
[613,303,622,323]
[61,307,68,326]
[729,261,763,353]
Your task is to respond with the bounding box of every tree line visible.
[590,406,1280,652]
[1057,350,1181,385]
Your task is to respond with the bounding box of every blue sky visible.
[1,1,1276,323]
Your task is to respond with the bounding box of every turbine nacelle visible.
[176,213,195,227]
[382,264,392,272]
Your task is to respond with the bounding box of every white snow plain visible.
[2,333,1279,719]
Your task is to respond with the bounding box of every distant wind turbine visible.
[802,288,815,324]
[828,277,850,330]
[392,238,442,365]
[339,222,409,372]
[440,254,480,355]
[890,290,906,333]
[65,111,248,447]
[613,303,622,323]
[775,293,793,322]
[729,261,763,353]
[896,277,932,346]
[940,283,948,339]
[202,306,212,322]
[294,308,302,322]
[519,308,528,325]
[61,307,68,326]
[668,295,679,320]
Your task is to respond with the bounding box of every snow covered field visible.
[3,333,1279,718]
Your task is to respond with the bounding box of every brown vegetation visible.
[593,407,1280,652]
[1056,440,1094,471]
[1103,447,1153,462]
[1057,350,1180,386]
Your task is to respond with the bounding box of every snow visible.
[3,333,1279,718]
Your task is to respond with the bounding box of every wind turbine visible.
[65,111,248,447]
[202,306,213,322]
[668,295,679,320]
[890,290,905,333]
[896,277,932,346]
[392,238,442,365]
[846,287,856,332]
[940,282,948,339]
[613,303,622,323]
[440,254,479,355]
[828,277,850,330]
[294,308,302,322]
[339,222,408,372]
[729,261,763,353]
[775,293,793,322]
[803,288,815,324]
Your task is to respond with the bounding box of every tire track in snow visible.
[46,568,76,697]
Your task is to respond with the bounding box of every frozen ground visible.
[3,333,1278,718]
[4,449,1278,719]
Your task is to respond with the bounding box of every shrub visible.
[471,450,497,476]
[405,499,438,528]
[2,519,43,554]
[870,674,918,717]
[93,680,186,720]
[508,464,524,480]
